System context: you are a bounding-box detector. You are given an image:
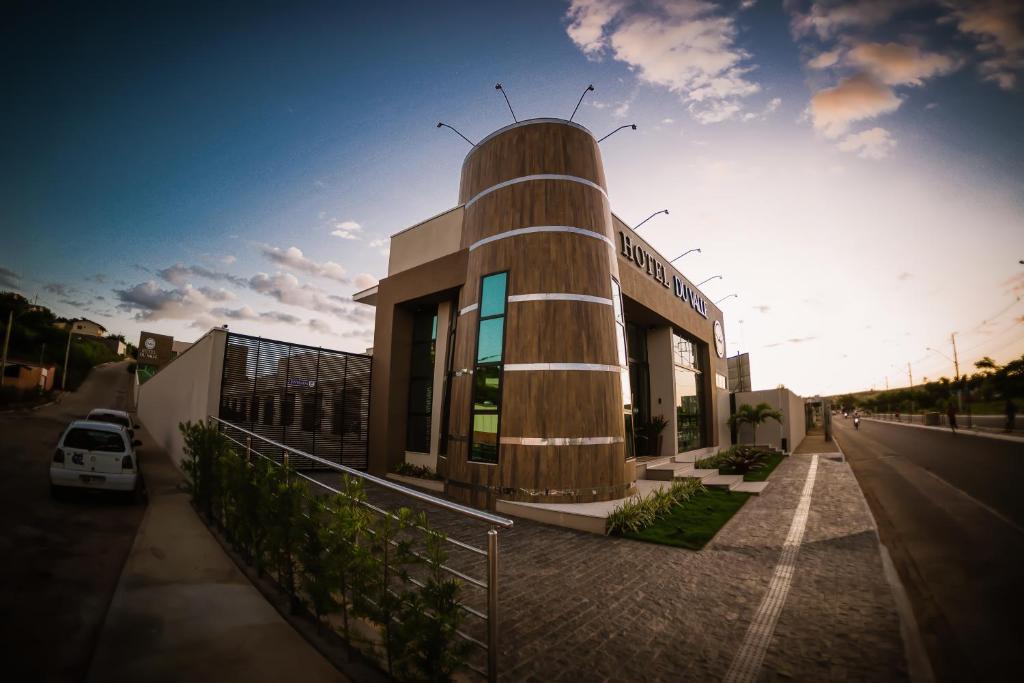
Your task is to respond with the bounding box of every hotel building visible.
[355,118,730,510]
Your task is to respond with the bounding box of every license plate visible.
[79,474,106,484]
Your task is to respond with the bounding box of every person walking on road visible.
[947,401,958,434]
[1007,398,1018,433]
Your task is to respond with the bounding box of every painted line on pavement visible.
[724,454,819,683]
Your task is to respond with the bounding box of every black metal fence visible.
[217,332,371,469]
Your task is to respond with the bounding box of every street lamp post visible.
[670,248,700,263]
[633,209,669,231]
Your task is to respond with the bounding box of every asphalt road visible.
[834,417,1024,682]
[0,361,146,682]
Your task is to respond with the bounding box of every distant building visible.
[102,337,127,357]
[71,319,106,337]
[171,340,193,357]
[727,353,752,393]
[2,360,56,392]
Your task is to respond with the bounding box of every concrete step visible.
[701,474,744,490]
[644,461,695,481]
[673,452,699,464]
[732,481,769,495]
[674,467,719,481]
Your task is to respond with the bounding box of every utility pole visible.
[951,333,962,411]
[0,310,11,388]
[61,325,73,390]
[908,362,915,420]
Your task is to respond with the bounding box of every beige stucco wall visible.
[646,326,676,457]
[137,328,226,468]
[388,206,464,277]
[735,387,806,452]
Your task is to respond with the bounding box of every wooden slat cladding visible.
[445,119,632,508]
[468,233,614,298]
[503,301,617,365]
[500,371,623,437]
[458,121,606,204]
[461,180,613,248]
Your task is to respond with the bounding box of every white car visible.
[86,408,138,436]
[51,420,142,499]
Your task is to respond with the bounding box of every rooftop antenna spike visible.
[495,83,517,123]
[597,123,637,143]
[436,122,476,146]
[569,84,595,122]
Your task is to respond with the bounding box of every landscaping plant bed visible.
[719,450,786,482]
[621,488,752,550]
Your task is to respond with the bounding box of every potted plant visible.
[640,415,669,456]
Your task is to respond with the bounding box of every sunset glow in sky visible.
[2,0,1022,396]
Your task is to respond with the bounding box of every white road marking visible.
[724,454,819,683]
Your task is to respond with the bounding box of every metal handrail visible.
[208,415,508,682]
[207,416,513,528]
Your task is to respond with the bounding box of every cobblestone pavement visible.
[319,454,907,682]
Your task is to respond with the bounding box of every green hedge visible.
[180,421,470,681]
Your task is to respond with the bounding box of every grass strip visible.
[621,488,751,550]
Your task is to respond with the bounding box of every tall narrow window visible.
[406,306,438,453]
[469,272,507,464]
[439,296,459,456]
[611,278,635,459]
[673,331,707,452]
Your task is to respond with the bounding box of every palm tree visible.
[728,402,783,444]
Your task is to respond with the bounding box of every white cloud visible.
[259,244,348,283]
[114,281,228,321]
[661,117,675,124]
[847,42,958,86]
[248,271,375,325]
[220,254,237,265]
[368,238,390,256]
[808,49,842,69]
[565,0,625,55]
[157,263,247,287]
[308,318,334,335]
[565,0,760,123]
[809,73,901,137]
[946,0,1024,90]
[837,126,898,159]
[354,273,378,290]
[789,0,909,39]
[330,220,363,240]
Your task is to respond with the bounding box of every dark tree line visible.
[835,354,1024,414]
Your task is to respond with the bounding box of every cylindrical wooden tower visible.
[442,118,637,508]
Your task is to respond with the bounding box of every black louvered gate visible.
[218,332,371,470]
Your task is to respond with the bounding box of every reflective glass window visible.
[476,318,505,363]
[480,272,508,318]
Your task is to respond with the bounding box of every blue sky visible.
[2,0,1022,395]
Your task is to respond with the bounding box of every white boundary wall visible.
[735,387,806,452]
[137,328,226,468]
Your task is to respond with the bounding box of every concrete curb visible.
[863,417,1024,444]
[833,433,936,683]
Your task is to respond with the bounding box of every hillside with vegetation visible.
[1,291,129,403]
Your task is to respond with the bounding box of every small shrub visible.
[393,461,443,480]
[722,445,769,474]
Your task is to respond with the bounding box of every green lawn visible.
[621,488,752,550]
[719,450,786,482]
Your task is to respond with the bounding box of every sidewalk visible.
[85,429,344,683]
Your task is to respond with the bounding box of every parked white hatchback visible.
[51,420,141,498]
[86,408,138,436]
